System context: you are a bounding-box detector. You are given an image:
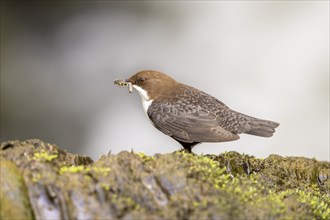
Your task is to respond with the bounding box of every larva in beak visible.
[114,79,133,94]
[127,82,133,93]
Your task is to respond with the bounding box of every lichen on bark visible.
[1,139,329,219]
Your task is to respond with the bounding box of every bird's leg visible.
[177,147,192,153]
[175,140,200,154]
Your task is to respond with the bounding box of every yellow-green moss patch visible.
[33,149,58,162]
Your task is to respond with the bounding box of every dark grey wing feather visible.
[147,85,279,142]
[147,100,239,143]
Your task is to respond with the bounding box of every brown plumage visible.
[119,70,279,152]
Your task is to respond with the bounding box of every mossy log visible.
[1,139,329,219]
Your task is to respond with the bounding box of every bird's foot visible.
[174,148,197,156]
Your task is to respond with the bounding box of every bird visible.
[115,70,279,153]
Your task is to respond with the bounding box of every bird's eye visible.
[136,77,146,85]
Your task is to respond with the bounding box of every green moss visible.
[59,165,87,174]
[31,173,41,182]
[33,149,58,162]
[110,194,139,217]
[283,189,330,219]
[59,164,111,177]
[192,199,208,208]
[100,183,111,191]
[173,151,330,219]
[91,167,111,175]
[136,152,155,162]
[1,140,329,219]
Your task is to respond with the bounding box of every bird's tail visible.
[240,115,280,137]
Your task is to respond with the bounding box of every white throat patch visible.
[132,85,153,113]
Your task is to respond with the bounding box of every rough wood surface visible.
[1,139,329,219]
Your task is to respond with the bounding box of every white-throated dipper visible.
[115,70,279,152]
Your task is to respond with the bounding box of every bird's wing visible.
[147,100,239,143]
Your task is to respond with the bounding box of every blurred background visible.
[1,1,329,160]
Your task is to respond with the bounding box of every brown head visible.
[127,70,179,100]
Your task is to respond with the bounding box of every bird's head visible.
[126,70,178,100]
